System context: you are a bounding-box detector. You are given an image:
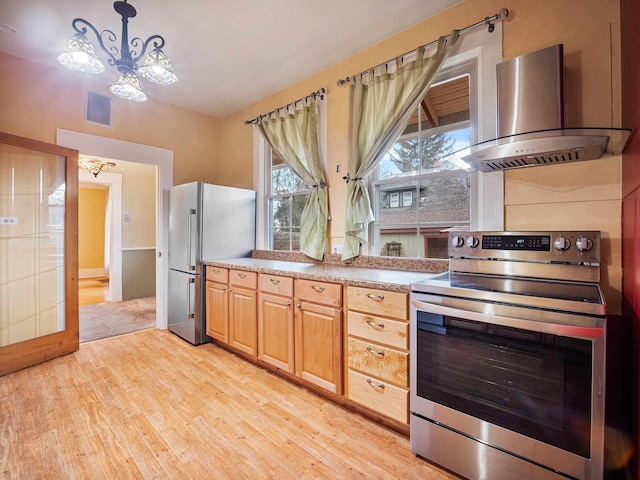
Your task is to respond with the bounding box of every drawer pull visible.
[285,302,292,307]
[366,378,385,390]
[366,293,385,300]
[366,346,385,357]
[212,269,220,273]
[365,319,385,329]
[270,278,281,285]
[310,284,325,292]
[238,273,247,278]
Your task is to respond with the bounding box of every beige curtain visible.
[342,31,459,261]
[258,100,328,260]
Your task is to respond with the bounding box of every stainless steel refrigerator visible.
[168,181,256,345]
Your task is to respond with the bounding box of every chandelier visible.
[79,157,117,177]
[57,0,177,102]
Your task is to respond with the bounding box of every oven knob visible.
[576,237,593,252]
[554,237,571,250]
[451,235,464,248]
[466,236,479,248]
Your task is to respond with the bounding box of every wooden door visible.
[229,286,257,356]
[0,132,79,376]
[206,281,228,343]
[258,292,294,372]
[294,301,342,394]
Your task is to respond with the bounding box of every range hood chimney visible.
[461,44,631,172]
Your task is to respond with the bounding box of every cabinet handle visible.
[285,302,292,307]
[366,379,385,390]
[228,288,233,293]
[366,319,385,329]
[310,284,325,292]
[296,304,301,308]
[238,273,247,278]
[366,346,385,357]
[270,278,280,285]
[366,293,384,300]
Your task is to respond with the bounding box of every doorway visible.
[56,129,174,331]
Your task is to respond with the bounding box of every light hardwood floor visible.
[0,329,458,480]
[79,277,109,306]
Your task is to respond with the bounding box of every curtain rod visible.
[244,87,327,125]
[336,7,509,87]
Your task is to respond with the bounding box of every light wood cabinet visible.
[346,286,409,424]
[258,274,294,372]
[228,270,258,356]
[206,266,229,342]
[295,279,343,394]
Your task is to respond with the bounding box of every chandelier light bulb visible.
[109,72,148,102]
[138,49,178,85]
[57,34,105,74]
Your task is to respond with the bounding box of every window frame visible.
[253,99,327,252]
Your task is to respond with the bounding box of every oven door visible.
[410,292,606,480]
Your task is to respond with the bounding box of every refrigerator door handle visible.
[187,208,197,271]
[187,277,196,319]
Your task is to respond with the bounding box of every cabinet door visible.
[295,301,342,394]
[258,292,294,372]
[229,286,257,356]
[206,281,228,343]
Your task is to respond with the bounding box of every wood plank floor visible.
[79,277,109,306]
[0,329,458,480]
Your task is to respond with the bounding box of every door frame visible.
[56,129,173,330]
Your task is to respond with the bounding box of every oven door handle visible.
[411,299,605,338]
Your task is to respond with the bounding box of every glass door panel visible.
[0,132,78,376]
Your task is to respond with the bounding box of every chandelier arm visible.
[71,18,118,66]
[130,35,166,64]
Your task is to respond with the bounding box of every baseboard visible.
[80,268,105,279]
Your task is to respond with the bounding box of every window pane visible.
[372,73,473,259]
[418,172,470,223]
[270,197,290,227]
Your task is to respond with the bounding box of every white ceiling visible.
[0,0,462,118]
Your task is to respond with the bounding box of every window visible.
[371,70,474,259]
[266,149,310,251]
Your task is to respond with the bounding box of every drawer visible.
[295,279,342,307]
[347,286,407,319]
[347,311,408,350]
[347,369,408,424]
[347,337,407,387]
[206,266,228,283]
[229,269,257,289]
[259,274,294,297]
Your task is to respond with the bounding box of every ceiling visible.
[0,0,462,119]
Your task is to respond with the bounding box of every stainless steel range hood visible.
[460,44,631,172]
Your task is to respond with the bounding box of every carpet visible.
[79,297,156,343]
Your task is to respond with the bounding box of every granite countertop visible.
[205,256,445,293]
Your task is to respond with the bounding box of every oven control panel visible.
[448,231,600,264]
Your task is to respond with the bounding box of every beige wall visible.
[0,51,221,186]
[119,162,156,249]
[0,0,624,312]
[78,186,107,271]
[219,0,624,313]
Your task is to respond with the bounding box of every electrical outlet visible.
[332,245,342,254]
